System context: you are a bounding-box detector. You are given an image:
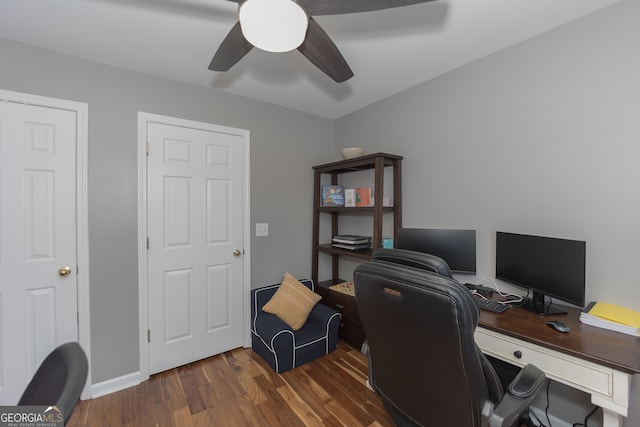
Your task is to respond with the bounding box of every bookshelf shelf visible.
[316,244,375,260]
[317,206,395,213]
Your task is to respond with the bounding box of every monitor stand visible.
[523,292,567,316]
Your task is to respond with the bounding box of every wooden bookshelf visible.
[311,153,402,348]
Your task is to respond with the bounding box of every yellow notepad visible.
[588,302,640,328]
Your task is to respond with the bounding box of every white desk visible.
[476,306,639,427]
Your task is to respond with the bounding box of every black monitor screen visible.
[397,228,476,274]
[495,232,586,312]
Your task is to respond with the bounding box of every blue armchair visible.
[251,279,342,373]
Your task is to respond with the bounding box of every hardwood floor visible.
[66,341,394,427]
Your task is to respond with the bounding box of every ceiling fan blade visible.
[298,18,353,83]
[209,21,253,71]
[307,0,437,16]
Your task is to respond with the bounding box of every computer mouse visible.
[546,320,570,333]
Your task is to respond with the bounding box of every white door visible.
[146,118,246,375]
[0,101,78,404]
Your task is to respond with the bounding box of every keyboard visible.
[474,296,509,313]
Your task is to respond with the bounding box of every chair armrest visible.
[507,364,546,399]
[307,302,339,323]
[254,312,294,342]
[489,364,546,427]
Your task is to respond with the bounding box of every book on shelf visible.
[321,185,345,207]
[344,189,356,207]
[579,301,640,336]
[355,187,371,207]
[332,235,372,245]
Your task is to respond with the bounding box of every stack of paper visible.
[580,301,640,336]
[331,235,371,250]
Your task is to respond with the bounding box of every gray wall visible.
[335,1,639,426]
[0,38,335,383]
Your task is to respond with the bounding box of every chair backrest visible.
[18,341,88,424]
[354,257,496,426]
[372,248,454,279]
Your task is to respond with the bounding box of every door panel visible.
[0,101,78,404]
[147,120,245,375]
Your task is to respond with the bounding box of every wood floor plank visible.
[276,383,324,426]
[176,364,209,414]
[66,341,394,427]
[302,353,380,425]
[362,398,395,426]
[280,368,333,421]
[115,387,141,426]
[229,394,269,427]
[226,351,270,405]
[324,398,370,427]
[156,369,188,410]
[201,394,251,427]
[172,406,195,427]
[254,374,306,426]
[191,408,215,427]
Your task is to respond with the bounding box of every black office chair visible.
[354,251,546,427]
[19,341,88,424]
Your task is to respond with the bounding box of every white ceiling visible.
[0,0,621,119]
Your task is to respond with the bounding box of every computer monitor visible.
[495,232,586,315]
[396,228,476,274]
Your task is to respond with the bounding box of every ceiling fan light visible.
[239,0,308,53]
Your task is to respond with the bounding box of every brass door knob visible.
[233,249,241,257]
[58,266,72,277]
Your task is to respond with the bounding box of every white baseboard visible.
[89,371,141,399]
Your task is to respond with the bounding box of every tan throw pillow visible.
[262,272,322,330]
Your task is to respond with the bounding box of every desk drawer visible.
[316,287,365,348]
[319,290,360,321]
[475,328,614,398]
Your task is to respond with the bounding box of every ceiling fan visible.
[208,0,438,83]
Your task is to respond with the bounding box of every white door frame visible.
[137,112,251,381]
[0,89,91,399]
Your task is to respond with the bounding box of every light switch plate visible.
[256,223,269,237]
